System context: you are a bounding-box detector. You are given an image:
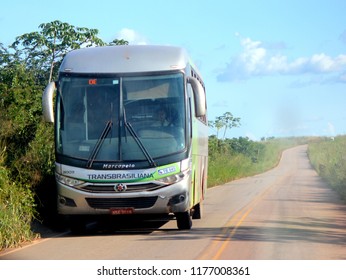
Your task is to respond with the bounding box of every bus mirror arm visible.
[187,77,206,118]
[42,81,56,123]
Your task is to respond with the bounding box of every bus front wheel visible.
[175,211,192,230]
[192,202,203,220]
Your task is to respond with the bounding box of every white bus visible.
[42,45,208,232]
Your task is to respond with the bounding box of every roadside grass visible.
[308,135,346,202]
[208,153,251,187]
[207,137,309,188]
[0,142,37,250]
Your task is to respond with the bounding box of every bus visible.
[42,45,208,232]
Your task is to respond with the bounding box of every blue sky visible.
[1,0,346,139]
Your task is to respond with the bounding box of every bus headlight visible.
[56,174,85,187]
[157,172,185,185]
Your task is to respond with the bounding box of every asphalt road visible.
[1,145,346,260]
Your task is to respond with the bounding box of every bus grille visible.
[85,196,158,209]
[79,183,164,193]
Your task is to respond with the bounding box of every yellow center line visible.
[197,210,242,260]
[198,173,290,260]
[212,205,254,260]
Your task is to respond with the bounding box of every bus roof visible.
[60,45,192,74]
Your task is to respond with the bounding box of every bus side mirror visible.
[187,77,206,117]
[42,81,56,123]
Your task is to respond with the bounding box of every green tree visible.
[0,61,43,170]
[109,39,129,46]
[209,112,241,140]
[0,43,11,66]
[11,20,106,83]
[221,112,241,139]
[208,118,224,139]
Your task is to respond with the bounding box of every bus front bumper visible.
[56,179,191,216]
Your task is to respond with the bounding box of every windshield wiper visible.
[123,110,157,167]
[86,120,113,168]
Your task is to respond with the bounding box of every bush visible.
[308,136,346,202]
[208,136,309,188]
[0,63,56,250]
[0,144,37,249]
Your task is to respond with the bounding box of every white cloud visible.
[117,28,148,45]
[217,35,346,83]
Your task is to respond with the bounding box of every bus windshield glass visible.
[56,73,186,165]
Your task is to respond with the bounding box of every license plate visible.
[110,208,134,215]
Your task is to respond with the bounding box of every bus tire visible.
[176,211,192,230]
[192,202,203,220]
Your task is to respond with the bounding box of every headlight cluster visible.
[157,165,192,185]
[56,173,85,187]
[157,173,185,185]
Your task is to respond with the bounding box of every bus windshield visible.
[56,73,186,166]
